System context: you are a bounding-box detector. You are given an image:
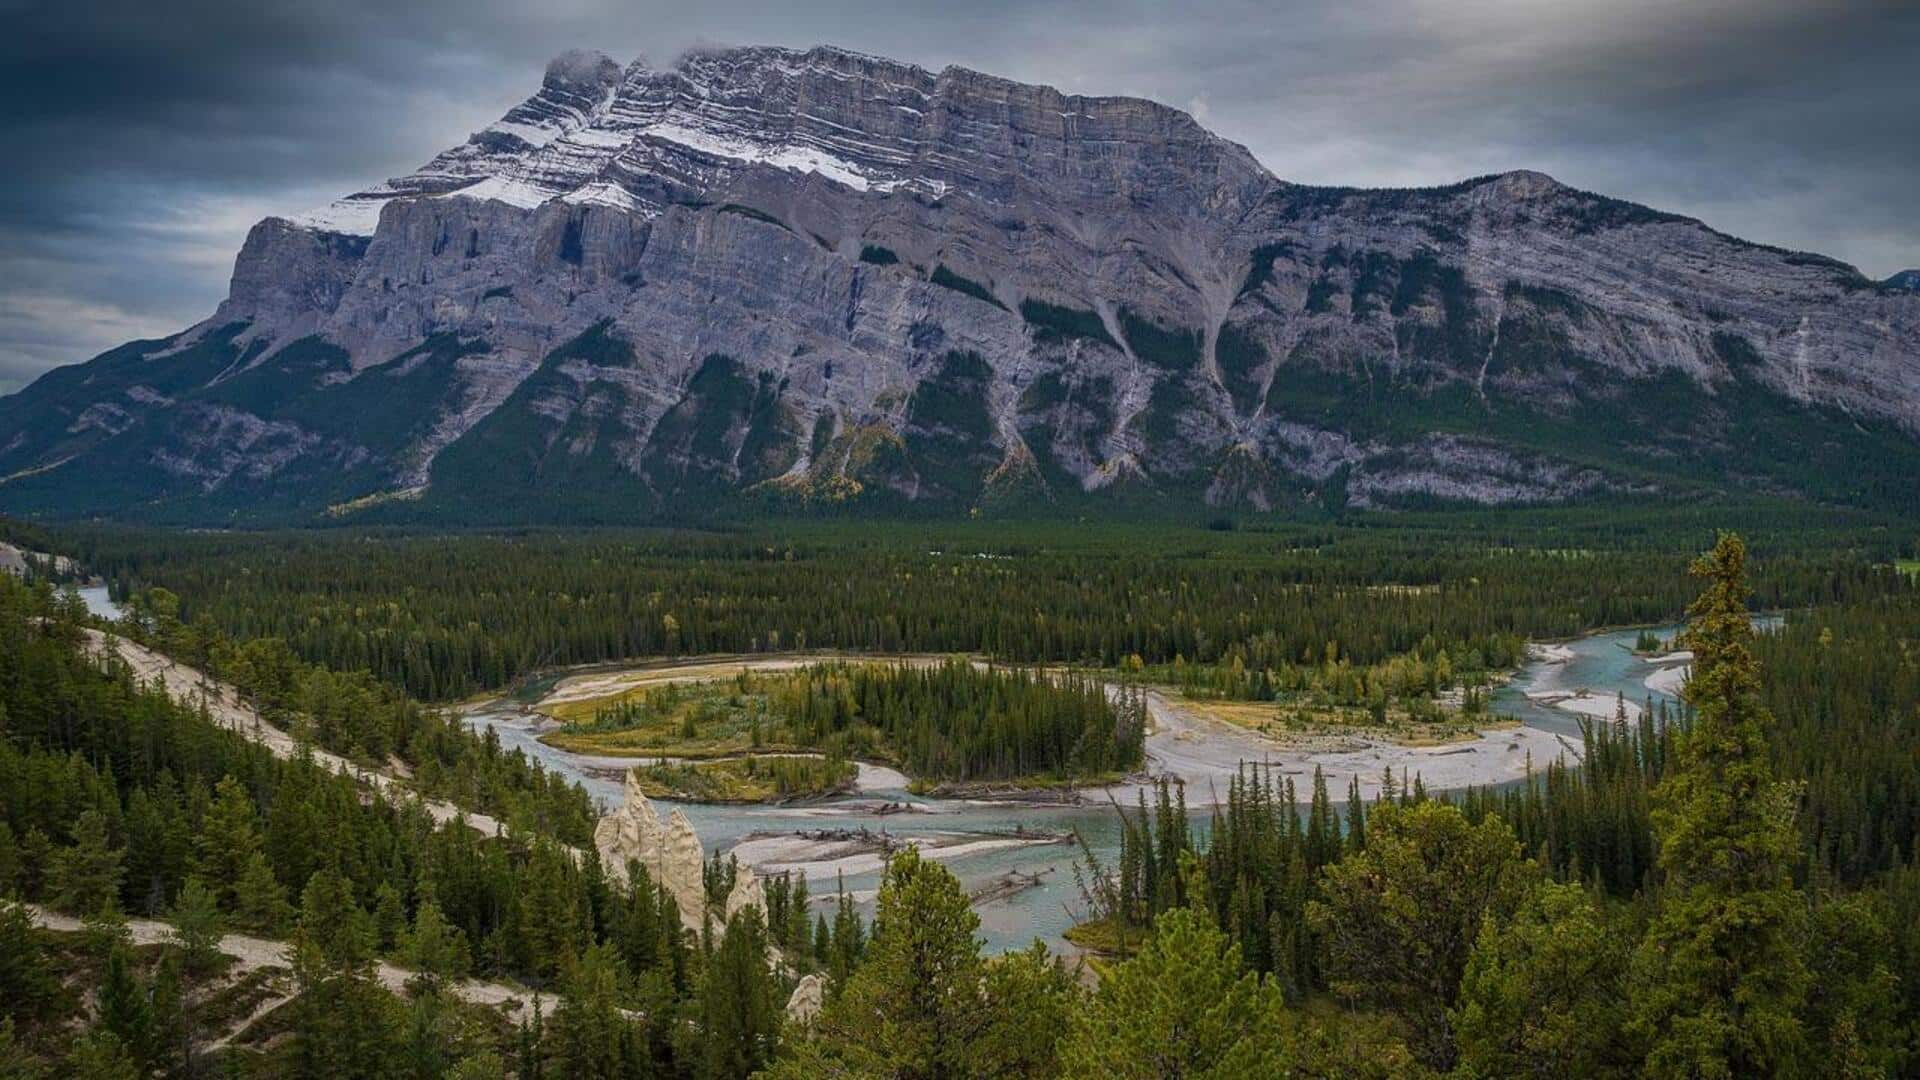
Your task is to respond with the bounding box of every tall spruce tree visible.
[1058,906,1289,1078]
[770,849,983,1078]
[698,906,779,1079]
[1630,532,1809,1077]
[1307,799,1537,1071]
[47,810,123,915]
[546,943,644,1079]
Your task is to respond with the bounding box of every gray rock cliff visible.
[3,45,1917,520]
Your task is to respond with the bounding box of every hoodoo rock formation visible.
[594,768,750,928]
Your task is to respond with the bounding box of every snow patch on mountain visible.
[289,196,390,235]
[641,122,877,191]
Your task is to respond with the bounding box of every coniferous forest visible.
[3,510,1919,1077]
[562,661,1145,785]
[51,506,1909,704]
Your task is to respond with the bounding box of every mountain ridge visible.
[3,43,1917,523]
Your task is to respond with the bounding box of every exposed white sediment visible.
[1525,688,1643,722]
[1643,650,1693,697]
[540,655,1578,808]
[727,828,1067,882]
[595,769,767,927]
[1526,642,1578,665]
[1121,689,1576,803]
[785,973,826,1023]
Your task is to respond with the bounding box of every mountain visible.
[3,44,1918,523]
[1887,270,1920,292]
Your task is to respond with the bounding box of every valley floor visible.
[524,653,1577,805]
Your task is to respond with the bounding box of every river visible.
[77,584,124,621]
[461,621,1716,954]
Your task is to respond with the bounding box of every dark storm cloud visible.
[3,0,1915,393]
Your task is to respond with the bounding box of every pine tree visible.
[1345,776,1367,853]
[0,1018,50,1080]
[145,956,190,1076]
[47,810,123,915]
[968,942,1079,1079]
[293,868,375,978]
[400,899,471,994]
[399,992,456,1080]
[233,850,293,933]
[826,877,864,989]
[699,905,779,1079]
[783,874,810,953]
[516,841,581,980]
[289,868,400,1079]
[1057,907,1289,1078]
[0,901,64,1031]
[1307,799,1537,1071]
[167,876,224,977]
[95,946,152,1073]
[802,848,983,1076]
[0,822,19,898]
[194,775,263,912]
[15,828,50,904]
[62,1030,139,1080]
[373,881,407,953]
[515,1000,545,1080]
[1452,882,1631,1076]
[812,914,830,967]
[1630,533,1810,1077]
[547,943,642,1079]
[291,971,402,1080]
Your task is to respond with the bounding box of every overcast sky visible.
[2,0,1914,394]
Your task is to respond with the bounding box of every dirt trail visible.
[86,629,507,836]
[23,902,557,1043]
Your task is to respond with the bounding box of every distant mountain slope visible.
[3,45,1917,522]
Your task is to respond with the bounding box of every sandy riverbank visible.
[728,827,1070,881]
[529,654,1583,807]
[1122,688,1576,802]
[1643,650,1693,697]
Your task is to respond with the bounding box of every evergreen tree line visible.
[754,660,1146,782]
[57,519,1911,701]
[588,661,1145,784]
[1082,535,1920,1075]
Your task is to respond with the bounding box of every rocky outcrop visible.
[595,769,759,928]
[3,45,1917,521]
[784,973,827,1024]
[0,542,74,578]
[723,866,769,923]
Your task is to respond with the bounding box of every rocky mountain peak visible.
[542,48,624,93]
[275,42,1275,241]
[2,45,1917,524]
[1481,169,1567,201]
